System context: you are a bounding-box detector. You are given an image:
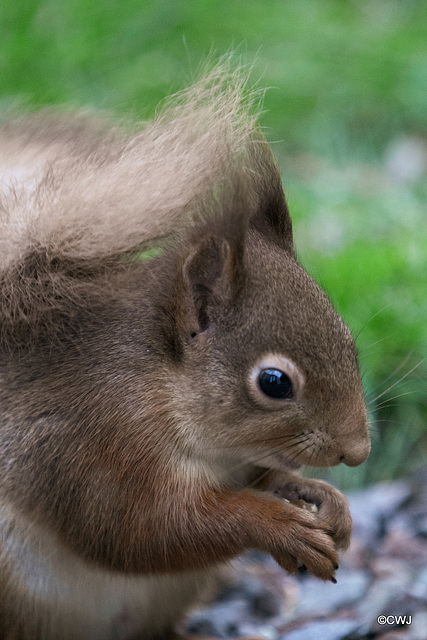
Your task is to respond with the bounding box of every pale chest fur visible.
[0,503,212,640]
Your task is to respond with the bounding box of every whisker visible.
[294,442,313,459]
[244,435,313,469]
[211,431,307,452]
[308,446,318,466]
[250,443,302,466]
[359,335,392,352]
[234,430,309,448]
[368,358,425,404]
[246,467,272,489]
[370,390,417,408]
[366,353,414,400]
[354,304,391,343]
[369,351,413,395]
[369,403,402,413]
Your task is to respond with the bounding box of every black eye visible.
[258,368,293,399]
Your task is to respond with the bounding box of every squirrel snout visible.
[334,400,371,467]
[338,437,371,467]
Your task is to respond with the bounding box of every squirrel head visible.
[152,151,371,476]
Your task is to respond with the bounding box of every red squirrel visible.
[0,67,370,639]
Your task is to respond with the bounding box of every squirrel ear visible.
[250,158,294,250]
[182,236,238,334]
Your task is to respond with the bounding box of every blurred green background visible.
[1,0,426,488]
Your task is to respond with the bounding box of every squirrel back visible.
[0,66,370,640]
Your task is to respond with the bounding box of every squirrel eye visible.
[258,368,293,399]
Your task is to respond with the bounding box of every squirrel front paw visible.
[269,477,353,552]
[250,497,339,582]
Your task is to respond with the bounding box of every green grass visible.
[1,0,426,488]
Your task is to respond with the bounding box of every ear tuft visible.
[249,147,294,250]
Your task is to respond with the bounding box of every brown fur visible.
[0,65,370,639]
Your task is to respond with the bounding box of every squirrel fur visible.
[0,66,371,639]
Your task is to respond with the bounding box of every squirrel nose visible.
[339,438,371,467]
